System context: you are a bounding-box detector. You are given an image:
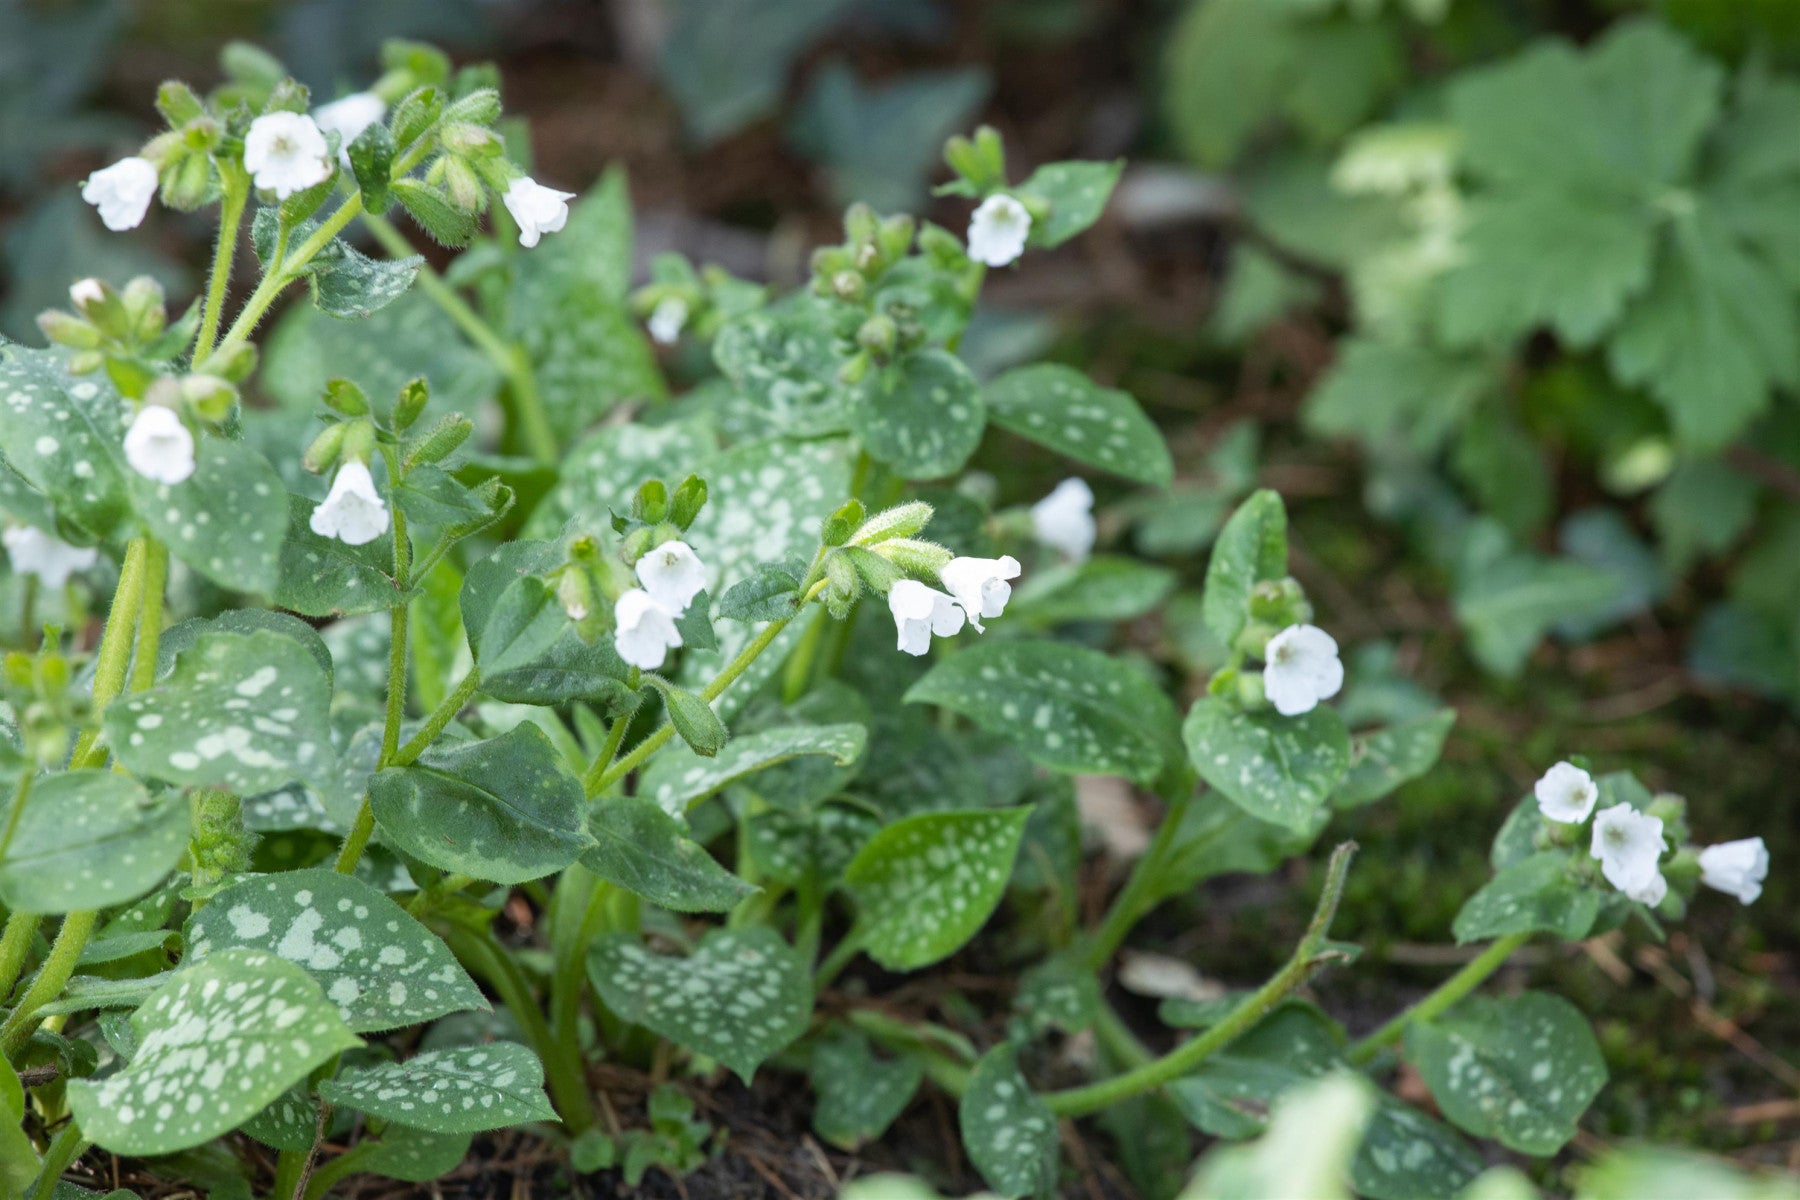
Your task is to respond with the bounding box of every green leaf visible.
[1184,698,1350,832]
[1015,159,1122,249]
[240,1088,320,1152]
[581,794,756,912]
[716,557,807,622]
[906,640,1179,785]
[370,723,590,884]
[1453,524,1619,677]
[984,364,1170,487]
[460,540,631,706]
[392,178,478,247]
[106,629,337,796]
[1332,708,1455,809]
[274,494,410,618]
[307,238,421,319]
[127,436,287,594]
[320,1043,555,1133]
[1407,992,1607,1155]
[1452,853,1600,945]
[0,345,130,540]
[638,723,867,817]
[1647,458,1760,572]
[1304,339,1495,457]
[853,349,984,481]
[959,1044,1058,1199]
[1201,489,1287,649]
[67,948,360,1156]
[587,926,811,1082]
[0,1059,39,1195]
[156,610,332,684]
[184,869,487,1032]
[1008,556,1176,626]
[808,1026,923,1150]
[356,1123,473,1182]
[0,770,185,913]
[347,120,395,214]
[746,801,881,888]
[843,807,1028,971]
[711,303,851,439]
[659,0,856,144]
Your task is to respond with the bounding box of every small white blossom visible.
[939,555,1021,632]
[1031,477,1096,562]
[967,193,1031,267]
[636,540,707,616]
[1590,803,1665,898]
[81,156,158,231]
[123,406,195,485]
[1698,837,1768,905]
[648,297,688,346]
[1623,870,1667,907]
[243,112,333,199]
[1534,761,1598,824]
[2,526,98,588]
[614,588,682,671]
[314,92,387,167]
[889,579,965,656]
[1262,624,1344,717]
[503,176,575,248]
[308,460,390,547]
[69,278,106,309]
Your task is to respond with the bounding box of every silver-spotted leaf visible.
[320,1042,555,1133]
[853,349,985,480]
[984,364,1171,487]
[126,436,286,594]
[1452,852,1601,945]
[0,345,130,540]
[580,794,757,913]
[959,1044,1058,1199]
[638,723,867,817]
[274,494,411,617]
[808,1026,923,1150]
[1332,708,1456,809]
[1201,489,1288,648]
[1184,697,1350,832]
[0,770,186,913]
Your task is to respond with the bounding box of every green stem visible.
[27,1124,89,1200]
[1042,841,1358,1118]
[0,770,34,866]
[332,805,376,876]
[1093,996,1155,1071]
[813,929,864,995]
[68,537,149,770]
[781,608,830,704]
[549,879,610,1134]
[2,909,99,1058]
[1346,931,1532,1066]
[580,706,635,798]
[390,668,480,769]
[203,194,364,369]
[1081,789,1195,972]
[128,540,167,694]
[192,170,249,364]
[302,1141,383,1200]
[0,911,37,1002]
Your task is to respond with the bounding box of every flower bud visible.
[188,789,258,899]
[1206,665,1240,698]
[838,350,871,387]
[441,156,484,213]
[877,214,915,263]
[439,121,500,156]
[844,203,879,244]
[67,350,103,375]
[831,270,865,302]
[121,276,167,338]
[1247,577,1309,626]
[210,340,259,383]
[36,310,101,350]
[340,419,377,465]
[557,566,596,622]
[669,474,707,531]
[264,77,311,115]
[303,421,349,474]
[1234,669,1267,709]
[872,537,953,577]
[393,378,429,431]
[824,552,860,619]
[620,526,654,566]
[323,378,370,416]
[1232,619,1279,661]
[180,373,238,423]
[161,150,215,212]
[857,314,898,360]
[443,87,502,127]
[850,501,933,546]
[843,545,900,595]
[632,479,669,525]
[156,80,206,126]
[821,499,866,547]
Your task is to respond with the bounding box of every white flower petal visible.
[889,579,963,656]
[1533,761,1598,824]
[1589,803,1665,897]
[503,177,576,249]
[1698,837,1768,905]
[967,194,1031,267]
[1031,477,1095,562]
[636,540,708,616]
[81,157,158,232]
[309,460,390,547]
[3,526,98,588]
[1262,624,1343,717]
[314,92,386,167]
[123,406,196,485]
[648,297,688,346]
[613,588,682,670]
[244,112,333,200]
[939,555,1021,632]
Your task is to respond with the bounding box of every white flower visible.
[636,540,707,616]
[614,588,682,671]
[503,176,575,248]
[81,156,158,231]
[939,555,1021,632]
[1534,761,1598,824]
[313,92,386,167]
[1623,870,1667,908]
[1589,803,1665,897]
[2,526,98,588]
[967,193,1031,267]
[308,460,390,546]
[889,579,965,656]
[648,297,688,346]
[123,406,195,485]
[1698,837,1768,905]
[1031,477,1096,562]
[1262,624,1344,717]
[70,278,106,309]
[243,111,333,199]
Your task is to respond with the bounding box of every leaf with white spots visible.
[156,610,333,686]
[712,302,854,437]
[357,1123,473,1182]
[1007,556,1178,626]
[959,1044,1059,1199]
[745,801,882,888]
[809,1025,923,1150]
[1452,852,1601,945]
[126,436,287,594]
[1016,159,1122,249]
[184,869,487,1033]
[984,364,1171,487]
[1184,697,1351,832]
[852,348,985,480]
[586,926,811,1083]
[842,807,1029,971]
[1407,991,1607,1156]
[524,419,718,539]
[274,494,411,618]
[369,722,592,884]
[905,640,1181,785]
[106,629,338,797]
[1332,709,1456,809]
[66,948,360,1156]
[0,770,186,913]
[240,1087,319,1152]
[638,723,867,818]
[320,1043,555,1133]
[1201,488,1288,648]
[0,344,131,541]
[579,794,757,913]
[461,540,632,707]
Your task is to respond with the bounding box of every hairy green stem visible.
[1346,930,1532,1065]
[203,194,363,368]
[27,1124,89,1200]
[2,909,99,1058]
[549,878,611,1134]
[390,668,480,769]
[0,909,37,1003]
[1081,789,1196,972]
[812,929,865,995]
[301,1141,383,1200]
[192,169,249,364]
[0,770,35,868]
[127,540,168,694]
[68,536,149,770]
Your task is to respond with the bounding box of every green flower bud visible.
[210,340,259,384]
[264,77,311,115]
[442,87,501,127]
[36,310,101,350]
[161,150,215,211]
[824,552,860,619]
[831,270,865,302]
[557,565,596,623]
[669,474,708,531]
[340,419,377,466]
[188,789,258,899]
[1206,665,1240,699]
[843,203,879,244]
[620,526,654,566]
[842,545,900,595]
[67,350,103,376]
[156,80,206,126]
[392,378,430,431]
[303,422,349,474]
[857,314,898,360]
[1234,669,1266,709]
[871,536,953,577]
[440,121,501,156]
[821,499,866,547]
[632,479,670,525]
[323,378,370,416]
[441,156,484,213]
[180,373,238,423]
[850,501,934,546]
[121,276,167,339]
[837,350,871,387]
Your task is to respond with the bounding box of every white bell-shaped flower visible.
[967,194,1031,267]
[314,92,386,167]
[636,540,707,616]
[1589,803,1665,898]
[70,278,106,309]
[309,460,390,547]
[1031,477,1096,562]
[889,579,965,656]
[939,555,1021,632]
[1262,624,1344,717]
[123,405,196,485]
[244,112,333,199]
[1533,761,1598,824]
[81,156,158,232]
[614,588,682,671]
[1623,870,1667,907]
[2,526,98,588]
[1698,837,1768,905]
[648,297,688,346]
[503,176,576,248]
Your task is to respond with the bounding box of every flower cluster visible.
[614,541,707,671]
[888,555,1021,656]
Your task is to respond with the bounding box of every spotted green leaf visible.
[1453,852,1601,945]
[1332,708,1456,809]
[808,1026,923,1150]
[67,948,360,1156]
[638,723,867,817]
[240,1088,319,1152]
[1407,991,1607,1155]
[0,1059,38,1195]
[369,722,592,884]
[126,436,287,594]
[184,869,487,1032]
[274,495,410,618]
[745,801,882,888]
[586,926,811,1082]
[580,794,757,913]
[842,807,1029,970]
[525,419,718,539]
[156,610,332,685]
[308,237,421,318]
[1201,489,1287,648]
[358,1124,473,1182]
[0,345,130,541]
[853,349,985,480]
[713,303,853,437]
[461,539,632,706]
[959,1044,1058,1199]
[320,1043,555,1133]
[106,629,336,796]
[984,364,1171,487]
[1007,555,1177,625]
[1184,697,1350,832]
[906,640,1180,785]
[0,770,184,913]
[1016,159,1122,249]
